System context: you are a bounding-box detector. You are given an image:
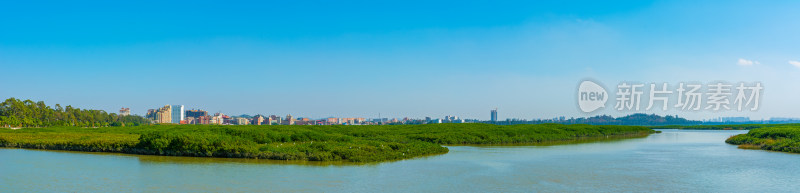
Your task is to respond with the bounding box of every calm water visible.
[2,130,799,192]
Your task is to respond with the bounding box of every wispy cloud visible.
[738,58,759,66]
[790,60,800,68]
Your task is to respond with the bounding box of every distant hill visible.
[233,114,253,118]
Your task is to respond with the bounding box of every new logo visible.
[578,80,608,113]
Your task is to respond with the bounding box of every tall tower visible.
[171,105,184,124]
[490,108,498,122]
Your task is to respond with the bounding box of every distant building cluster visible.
[137,104,477,125]
[123,106,800,126]
[705,117,800,124]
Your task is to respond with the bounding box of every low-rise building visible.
[236,117,249,125]
[119,108,130,116]
[252,115,265,125]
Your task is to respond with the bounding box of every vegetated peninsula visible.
[0,124,656,162]
[726,126,800,153]
[0,97,658,162]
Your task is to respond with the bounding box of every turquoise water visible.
[1,130,798,192]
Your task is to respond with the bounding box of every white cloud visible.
[790,60,800,68]
[738,58,759,66]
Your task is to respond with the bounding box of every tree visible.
[0,97,150,128]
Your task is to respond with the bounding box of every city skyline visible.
[2,1,800,120]
[132,103,798,123]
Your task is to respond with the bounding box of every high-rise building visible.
[151,105,172,124]
[171,105,184,124]
[491,108,498,122]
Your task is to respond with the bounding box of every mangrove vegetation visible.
[726,126,800,153]
[0,123,656,162]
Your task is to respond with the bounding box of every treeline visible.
[0,98,151,128]
[0,123,656,162]
[726,126,800,153]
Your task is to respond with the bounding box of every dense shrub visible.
[726,126,800,153]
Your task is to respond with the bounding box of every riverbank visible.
[725,126,800,153]
[0,124,656,162]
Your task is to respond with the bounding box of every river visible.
[1,130,798,192]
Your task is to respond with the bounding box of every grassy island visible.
[726,126,800,153]
[0,123,656,162]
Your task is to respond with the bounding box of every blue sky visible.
[1,0,799,120]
